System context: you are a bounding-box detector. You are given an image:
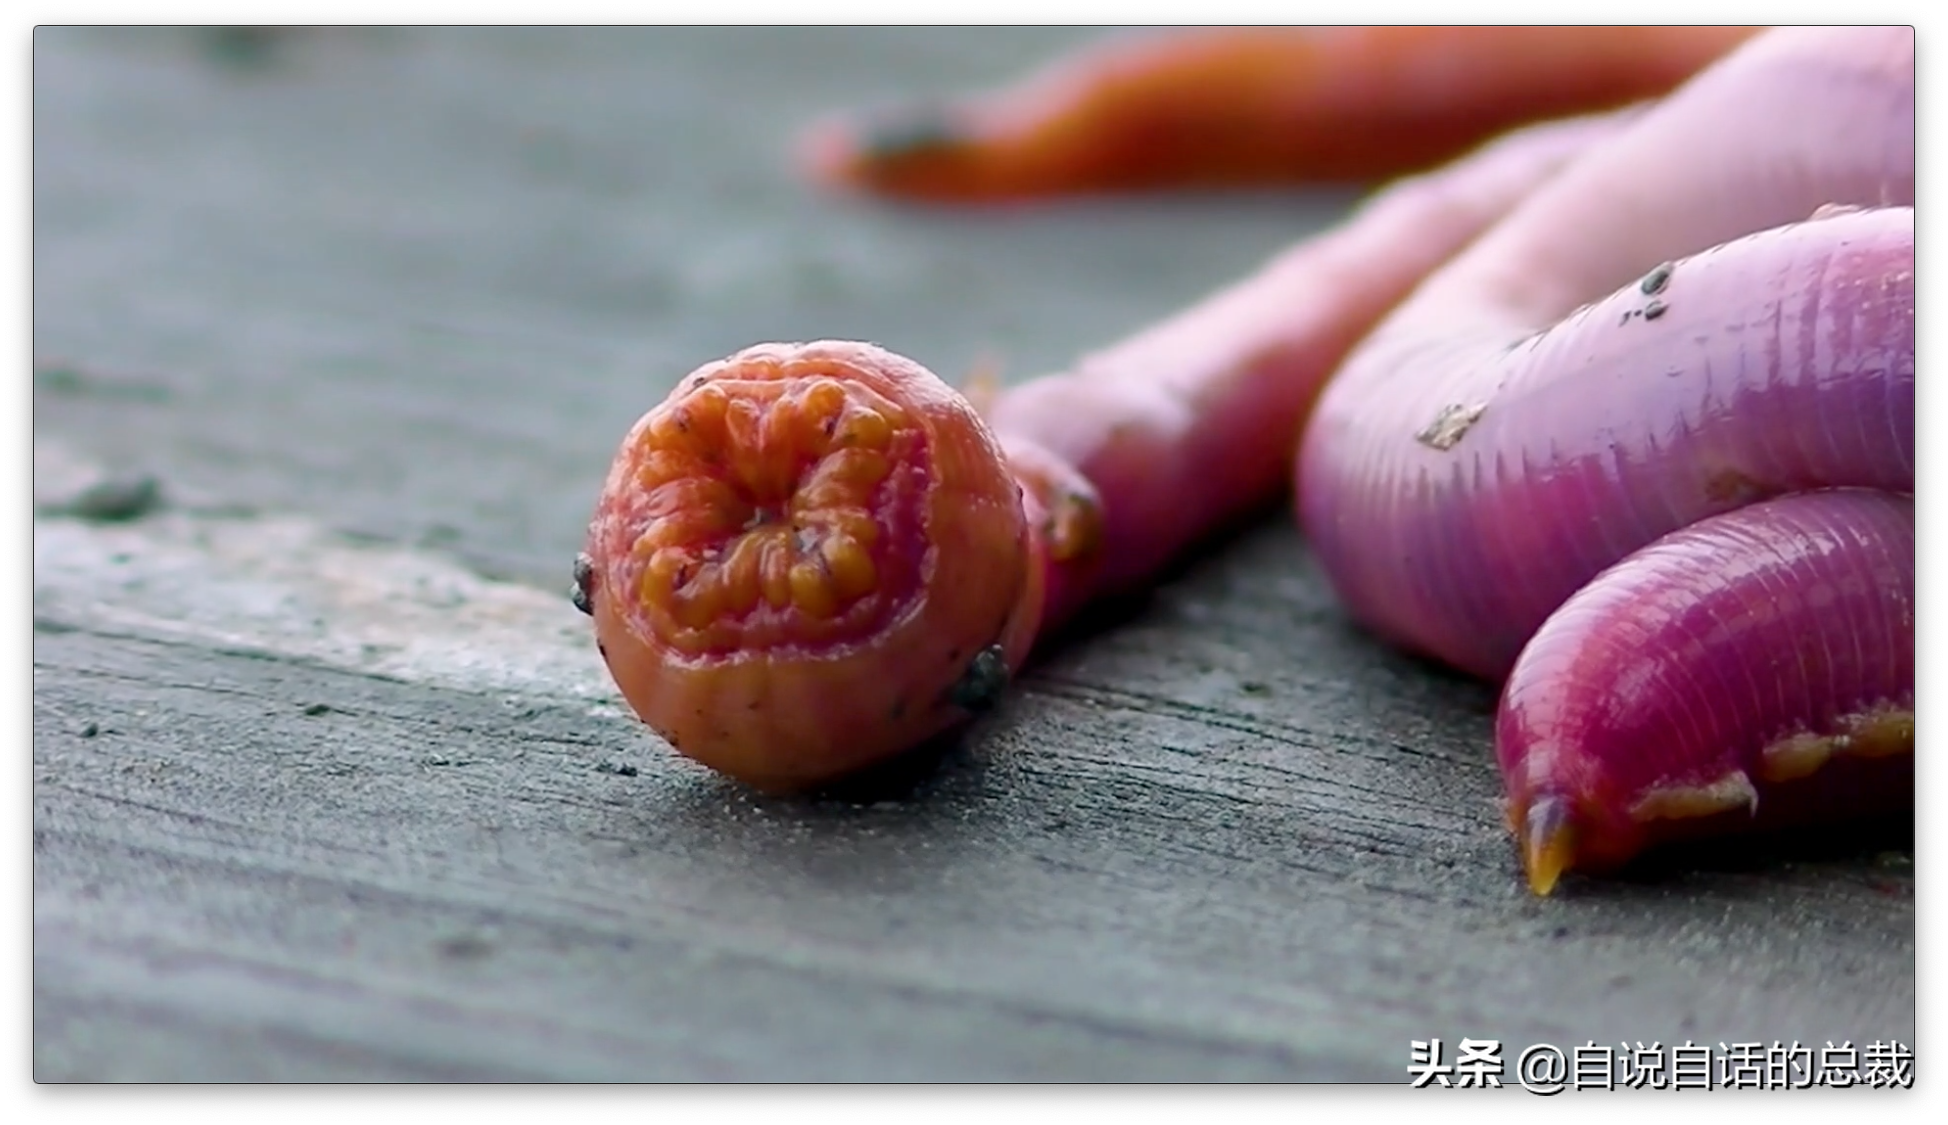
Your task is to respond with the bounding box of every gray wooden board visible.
[32,27,1915,1083]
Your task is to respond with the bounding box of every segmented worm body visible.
[581,111,1620,792]
[584,27,1915,894]
[1299,27,1915,891]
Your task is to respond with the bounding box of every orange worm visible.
[797,25,1758,203]
[579,110,1626,791]
[582,28,1914,901]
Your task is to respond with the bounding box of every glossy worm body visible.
[1302,208,1914,892]
[583,27,1915,895]
[1299,27,1914,891]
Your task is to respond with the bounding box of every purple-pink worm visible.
[1295,27,1915,893]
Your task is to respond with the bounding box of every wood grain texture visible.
[32,27,1913,1083]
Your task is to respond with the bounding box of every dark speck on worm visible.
[947,644,1010,713]
[861,108,971,158]
[1414,402,1486,451]
[1639,261,1675,295]
[571,552,596,615]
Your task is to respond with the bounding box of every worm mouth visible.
[582,340,1039,790]
[597,363,931,661]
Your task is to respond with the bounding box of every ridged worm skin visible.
[1301,207,1913,680]
[1498,491,1913,893]
[1299,211,1914,891]
[1295,28,1914,890]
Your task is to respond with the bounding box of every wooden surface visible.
[32,27,1914,1083]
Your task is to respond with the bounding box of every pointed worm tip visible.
[795,107,973,182]
[853,107,976,162]
[1522,792,1577,897]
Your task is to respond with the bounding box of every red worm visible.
[797,26,1756,202]
[1297,27,1915,892]
[579,110,1624,791]
[1498,491,1913,890]
[581,28,1915,900]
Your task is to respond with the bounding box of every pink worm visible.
[989,111,1631,631]
[1295,27,1915,892]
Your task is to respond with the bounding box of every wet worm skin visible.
[1298,207,1914,891]
[579,114,1623,793]
[1500,490,1913,888]
[581,341,1044,792]
[989,111,1630,628]
[1301,207,1914,680]
[589,29,1914,897]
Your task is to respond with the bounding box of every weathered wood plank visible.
[32,26,1914,1083]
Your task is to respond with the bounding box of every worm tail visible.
[798,26,1754,202]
